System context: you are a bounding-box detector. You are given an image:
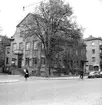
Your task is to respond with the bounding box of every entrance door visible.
[18,55,22,68]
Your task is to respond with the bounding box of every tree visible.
[19,0,83,77]
[62,40,86,75]
[0,35,10,68]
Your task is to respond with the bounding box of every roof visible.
[16,13,44,28]
[16,13,33,27]
[84,35,102,41]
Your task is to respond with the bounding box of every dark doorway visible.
[94,66,99,71]
[18,55,22,68]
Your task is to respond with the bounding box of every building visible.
[5,28,24,69]
[0,35,10,72]
[17,13,45,74]
[4,13,45,75]
[5,13,87,75]
[84,35,102,72]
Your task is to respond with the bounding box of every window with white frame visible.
[92,42,95,46]
[26,42,30,50]
[12,43,17,51]
[19,42,23,50]
[33,41,38,50]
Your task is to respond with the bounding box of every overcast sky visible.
[0,0,102,38]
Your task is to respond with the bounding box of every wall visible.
[85,39,102,71]
[10,28,24,67]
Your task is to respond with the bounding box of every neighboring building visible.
[5,46,10,66]
[0,35,10,72]
[84,35,102,72]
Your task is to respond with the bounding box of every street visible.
[0,77,102,105]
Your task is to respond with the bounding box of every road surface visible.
[0,77,102,105]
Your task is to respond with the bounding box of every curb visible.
[30,76,88,80]
[0,80,19,83]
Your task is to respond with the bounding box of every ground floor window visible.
[25,58,30,66]
[6,57,9,64]
[94,66,99,71]
[89,65,93,71]
[41,57,45,65]
[33,58,38,65]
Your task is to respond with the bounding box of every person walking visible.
[24,68,29,81]
[80,70,84,79]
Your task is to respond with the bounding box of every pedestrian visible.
[80,70,84,79]
[24,68,29,81]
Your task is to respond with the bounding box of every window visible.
[6,57,9,64]
[92,42,95,46]
[33,58,38,65]
[26,42,30,50]
[92,57,95,62]
[100,50,102,53]
[89,65,93,71]
[25,58,30,66]
[19,42,23,50]
[75,50,78,55]
[92,49,95,54]
[33,41,38,50]
[12,43,17,51]
[41,57,45,65]
[7,48,10,54]
[99,42,102,45]
[29,59,32,67]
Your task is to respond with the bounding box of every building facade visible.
[85,35,102,72]
[5,13,45,75]
[5,28,24,68]
[5,13,87,75]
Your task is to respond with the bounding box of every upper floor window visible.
[92,42,95,46]
[92,57,95,62]
[12,43,17,51]
[26,42,30,50]
[33,41,38,50]
[19,42,23,50]
[92,49,95,54]
[6,48,10,54]
[99,42,102,45]
[100,49,102,53]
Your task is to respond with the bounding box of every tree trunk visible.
[37,58,41,76]
[45,57,49,77]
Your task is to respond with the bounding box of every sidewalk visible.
[0,74,22,83]
[0,74,88,83]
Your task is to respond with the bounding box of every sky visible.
[0,0,102,38]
